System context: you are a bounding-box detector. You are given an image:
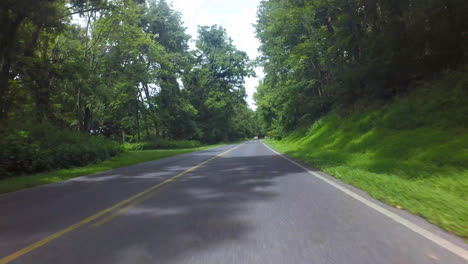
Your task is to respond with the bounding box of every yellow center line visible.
[0,144,241,264]
[92,185,169,226]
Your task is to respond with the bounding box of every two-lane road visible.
[1,141,467,263]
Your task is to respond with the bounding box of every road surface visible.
[1,141,467,264]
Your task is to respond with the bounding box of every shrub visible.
[123,139,202,151]
[0,122,122,179]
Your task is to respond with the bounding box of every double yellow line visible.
[0,144,241,264]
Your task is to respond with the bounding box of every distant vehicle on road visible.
[254,136,259,140]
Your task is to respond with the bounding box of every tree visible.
[184,25,254,142]
[1,0,257,144]
[254,0,468,135]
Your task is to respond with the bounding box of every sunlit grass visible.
[263,78,468,239]
[0,144,221,194]
[265,124,468,239]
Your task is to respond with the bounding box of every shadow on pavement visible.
[55,143,306,264]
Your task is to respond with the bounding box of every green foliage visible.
[254,0,468,132]
[1,0,257,179]
[264,75,468,238]
[183,25,256,143]
[0,122,122,178]
[123,139,202,150]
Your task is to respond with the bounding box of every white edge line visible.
[261,142,468,261]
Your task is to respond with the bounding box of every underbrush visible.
[265,70,468,238]
[0,145,219,194]
[0,122,122,179]
[123,139,202,151]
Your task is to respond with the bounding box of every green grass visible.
[264,71,468,239]
[122,139,202,150]
[0,144,221,194]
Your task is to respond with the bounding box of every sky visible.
[169,0,264,109]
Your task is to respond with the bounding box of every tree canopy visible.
[254,0,467,136]
[0,0,257,143]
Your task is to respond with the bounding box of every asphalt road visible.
[1,141,467,264]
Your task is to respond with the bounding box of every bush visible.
[0,122,122,179]
[123,139,202,151]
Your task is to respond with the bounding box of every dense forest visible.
[0,0,257,176]
[254,0,467,136]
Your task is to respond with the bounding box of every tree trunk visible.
[23,25,52,122]
[76,85,82,130]
[0,14,24,119]
[142,82,161,139]
[442,0,464,67]
[135,99,141,141]
[137,88,150,140]
[82,106,92,133]
[34,68,53,122]
[155,122,160,139]
[0,62,10,119]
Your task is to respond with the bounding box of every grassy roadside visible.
[264,135,468,240]
[262,73,468,239]
[0,144,222,194]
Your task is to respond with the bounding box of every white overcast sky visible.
[170,0,264,109]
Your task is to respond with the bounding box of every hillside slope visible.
[265,71,468,239]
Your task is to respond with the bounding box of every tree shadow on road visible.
[62,146,306,264]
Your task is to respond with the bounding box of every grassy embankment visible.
[264,71,468,239]
[0,142,222,194]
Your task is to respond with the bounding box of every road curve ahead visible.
[1,141,467,264]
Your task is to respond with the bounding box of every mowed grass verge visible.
[0,144,221,194]
[264,72,468,239]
